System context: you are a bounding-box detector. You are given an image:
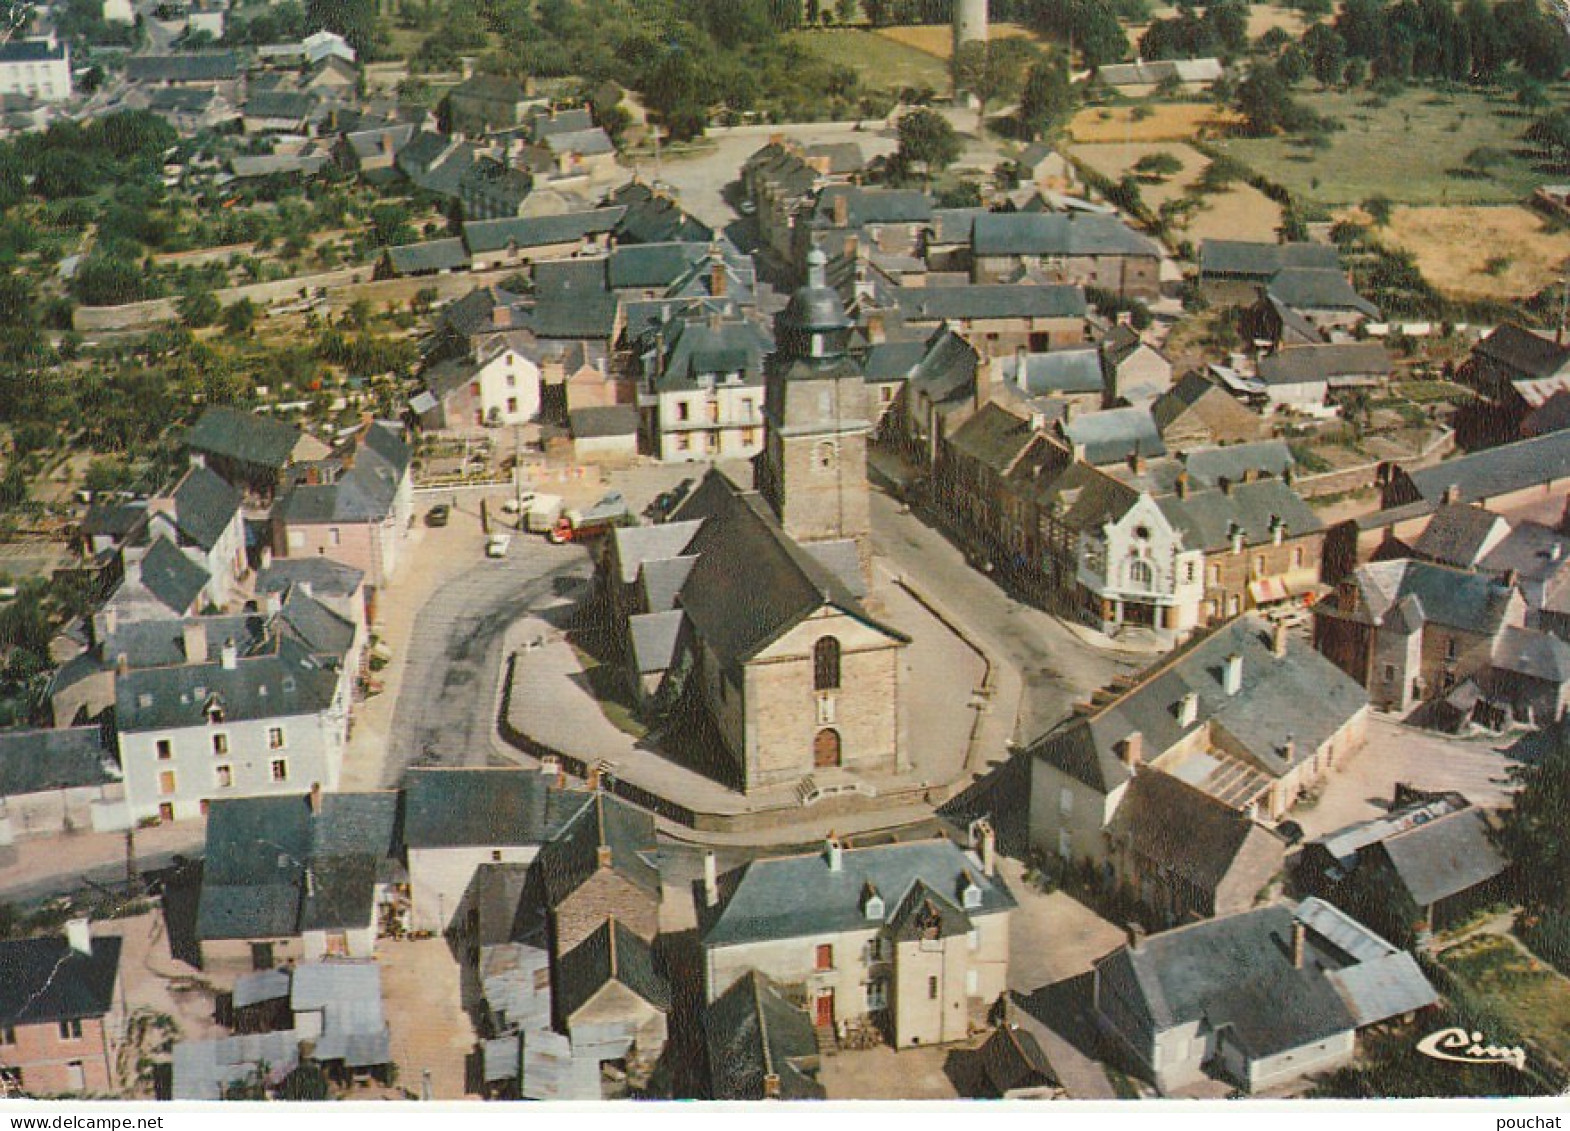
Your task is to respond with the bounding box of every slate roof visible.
[668,471,906,671]
[650,317,771,393]
[1405,430,1570,507]
[977,1026,1057,1096]
[462,208,624,254]
[1200,240,1340,281]
[629,610,684,675]
[1257,343,1392,386]
[1412,504,1508,569]
[1031,615,1367,793]
[1003,348,1105,397]
[1178,439,1295,490]
[0,38,65,62]
[449,72,527,105]
[638,555,696,613]
[244,91,316,121]
[1266,268,1379,316]
[1112,771,1285,896]
[541,126,613,157]
[170,466,242,552]
[1479,521,1570,608]
[1156,477,1322,552]
[0,726,113,797]
[611,188,714,246]
[402,767,580,849]
[703,838,1014,948]
[184,407,302,470]
[895,284,1087,323]
[0,933,122,1028]
[255,557,365,600]
[1062,406,1165,466]
[1329,559,1518,635]
[387,238,469,275]
[811,186,933,227]
[1474,323,1570,379]
[1373,807,1509,907]
[197,791,398,941]
[973,212,1160,259]
[611,521,704,585]
[536,790,660,906]
[555,917,670,1020]
[946,402,1038,471]
[570,405,638,439]
[1491,625,1570,683]
[274,422,409,526]
[606,241,707,291]
[115,633,341,733]
[125,52,238,83]
[706,970,824,1101]
[1096,57,1223,84]
[137,536,210,614]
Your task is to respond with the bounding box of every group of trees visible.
[1137,0,1250,61]
[1326,0,1570,85]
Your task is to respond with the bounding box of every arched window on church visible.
[814,636,841,691]
[1128,558,1154,592]
[814,440,837,472]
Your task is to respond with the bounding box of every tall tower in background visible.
[952,0,989,102]
[954,0,989,51]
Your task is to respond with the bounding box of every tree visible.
[1016,56,1074,141]
[1362,194,1393,225]
[1496,729,1570,909]
[895,107,960,180]
[643,48,710,142]
[305,0,379,57]
[221,298,256,335]
[1133,151,1183,179]
[1529,109,1570,166]
[177,288,220,328]
[1304,23,1347,87]
[1234,65,1298,135]
[952,36,1040,130]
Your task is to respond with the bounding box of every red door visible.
[815,990,835,1027]
[814,728,841,769]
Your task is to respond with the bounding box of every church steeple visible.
[754,246,873,580]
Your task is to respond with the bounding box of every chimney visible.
[597,843,614,869]
[1242,466,1258,484]
[710,258,726,299]
[1340,581,1360,615]
[182,622,208,664]
[1271,620,1289,658]
[65,918,91,957]
[1224,653,1243,696]
[259,545,273,570]
[1230,522,1245,555]
[763,1073,781,1099]
[1178,691,1198,726]
[1271,515,1284,546]
[1502,568,1519,591]
[587,766,602,791]
[305,465,321,486]
[1554,542,1565,563]
[825,833,844,872]
[221,638,238,670]
[116,652,130,675]
[1443,483,1461,505]
[309,781,322,814]
[1280,734,1296,765]
[971,818,996,877]
[1119,730,1143,769]
[1291,918,1307,969]
[703,851,718,908]
[1126,922,1146,952]
[492,304,509,328]
[1128,450,1146,476]
[1218,475,1233,497]
[1175,470,1190,499]
[1012,344,1028,389]
[379,131,393,155]
[263,588,283,616]
[832,191,849,228]
[844,233,860,261]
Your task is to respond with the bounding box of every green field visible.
[1210,85,1565,208]
[787,28,951,95]
[1440,934,1570,1071]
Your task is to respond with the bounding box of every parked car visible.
[486,533,512,558]
[426,504,451,527]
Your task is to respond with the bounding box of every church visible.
[601,250,910,793]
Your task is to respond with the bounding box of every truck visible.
[548,492,632,544]
[507,492,564,534]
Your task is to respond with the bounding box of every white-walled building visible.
[0,38,72,102]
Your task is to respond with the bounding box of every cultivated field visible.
[1067,102,1243,143]
[1210,86,1560,207]
[1376,205,1570,301]
[1069,140,1282,241]
[788,28,951,93]
[874,21,1044,60]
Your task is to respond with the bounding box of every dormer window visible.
[207,706,224,725]
[862,882,884,921]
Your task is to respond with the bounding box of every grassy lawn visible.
[874,21,1045,61]
[788,28,951,94]
[1068,140,1282,242]
[1439,934,1570,1071]
[1068,102,1243,143]
[1210,85,1563,207]
[1390,379,1474,404]
[1379,205,1570,302]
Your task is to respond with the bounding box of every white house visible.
[1076,489,1206,639]
[113,626,353,824]
[700,829,1015,1049]
[419,337,543,433]
[0,38,72,102]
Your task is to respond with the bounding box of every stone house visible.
[1093,898,1436,1094]
[445,73,535,135]
[417,336,544,434]
[0,727,120,844]
[634,314,771,463]
[0,923,122,1096]
[1198,240,1343,307]
[551,918,669,1083]
[194,789,400,974]
[970,212,1162,300]
[1102,324,1173,407]
[1380,429,1570,528]
[271,421,414,592]
[1151,372,1267,449]
[1312,558,1528,713]
[1028,615,1370,890]
[1457,323,1570,436]
[1255,342,1392,417]
[699,831,1014,1049]
[892,284,1088,355]
[184,406,322,501]
[705,970,824,1100]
